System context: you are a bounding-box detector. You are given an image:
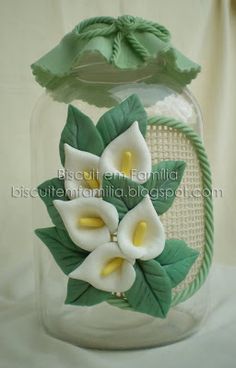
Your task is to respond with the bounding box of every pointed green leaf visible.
[144,160,186,214]
[59,104,104,165]
[102,161,185,218]
[35,227,88,275]
[96,94,147,146]
[102,174,145,218]
[65,278,110,306]
[38,177,67,229]
[102,193,128,220]
[155,239,199,288]
[125,260,172,318]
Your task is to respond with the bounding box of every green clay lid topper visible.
[31,15,201,105]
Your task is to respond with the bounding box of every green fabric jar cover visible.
[31,15,201,104]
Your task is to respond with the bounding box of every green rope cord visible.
[74,15,170,41]
[107,116,214,311]
[74,16,114,34]
[76,23,117,40]
[110,31,122,64]
[126,33,150,61]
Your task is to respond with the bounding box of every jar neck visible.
[71,61,163,85]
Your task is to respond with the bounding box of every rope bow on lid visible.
[74,15,171,63]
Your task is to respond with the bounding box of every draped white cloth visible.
[0,0,235,366]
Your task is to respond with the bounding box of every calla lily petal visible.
[117,196,165,260]
[53,198,119,251]
[69,242,136,292]
[99,122,152,183]
[64,143,100,199]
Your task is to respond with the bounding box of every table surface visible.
[0,263,235,368]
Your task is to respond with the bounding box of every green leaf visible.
[102,161,186,219]
[35,227,88,275]
[102,194,128,220]
[125,260,172,318]
[65,278,110,306]
[96,94,147,146]
[59,104,104,165]
[155,239,199,288]
[38,177,67,229]
[144,160,186,214]
[102,174,145,218]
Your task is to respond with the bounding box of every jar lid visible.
[31,15,201,102]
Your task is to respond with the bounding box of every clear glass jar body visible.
[31,70,208,349]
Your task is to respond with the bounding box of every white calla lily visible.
[69,242,136,292]
[99,121,152,183]
[117,196,165,260]
[53,198,119,251]
[64,143,100,199]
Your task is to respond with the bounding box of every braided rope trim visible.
[73,16,114,34]
[72,15,170,65]
[107,116,214,310]
[125,33,150,62]
[110,32,122,64]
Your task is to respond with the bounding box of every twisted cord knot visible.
[115,15,139,35]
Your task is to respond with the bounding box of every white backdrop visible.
[0,0,236,367]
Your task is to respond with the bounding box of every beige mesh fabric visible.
[146,124,205,294]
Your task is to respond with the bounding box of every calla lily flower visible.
[69,242,136,292]
[63,122,152,200]
[53,198,119,252]
[64,143,100,199]
[99,121,152,184]
[117,196,165,260]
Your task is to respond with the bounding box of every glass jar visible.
[31,64,209,349]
